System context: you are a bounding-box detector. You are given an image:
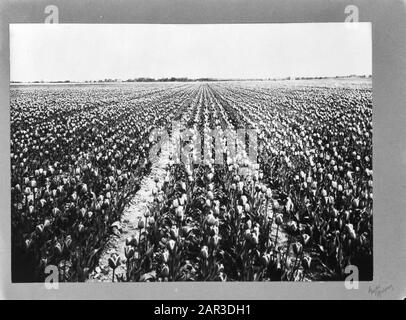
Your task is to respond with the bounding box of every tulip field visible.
[11,78,373,282]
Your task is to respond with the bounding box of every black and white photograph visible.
[9,22,373,283]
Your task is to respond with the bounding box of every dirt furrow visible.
[87,140,173,282]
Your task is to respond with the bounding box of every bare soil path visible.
[87,140,173,282]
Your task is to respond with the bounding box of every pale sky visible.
[10,23,372,82]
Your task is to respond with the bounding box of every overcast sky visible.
[10,23,372,82]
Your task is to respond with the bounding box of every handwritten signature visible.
[368,284,394,298]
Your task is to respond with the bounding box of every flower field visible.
[10,78,372,282]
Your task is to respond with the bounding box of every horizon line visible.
[10,74,372,84]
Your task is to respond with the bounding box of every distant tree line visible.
[286,75,372,81]
[124,77,222,82]
[11,74,372,84]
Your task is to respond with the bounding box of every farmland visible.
[10,78,372,282]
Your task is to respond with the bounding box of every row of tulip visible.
[112,84,318,281]
[11,83,198,281]
[211,81,373,279]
